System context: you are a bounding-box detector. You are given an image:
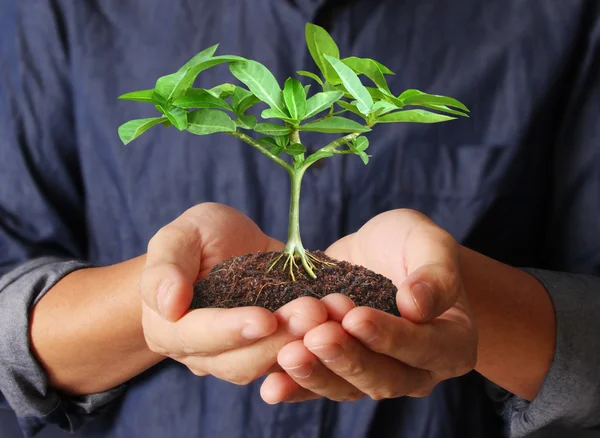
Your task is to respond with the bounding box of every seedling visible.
[118,23,468,284]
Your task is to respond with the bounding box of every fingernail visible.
[157,280,173,316]
[308,343,344,362]
[411,282,434,320]
[241,323,269,340]
[282,362,313,379]
[350,321,378,343]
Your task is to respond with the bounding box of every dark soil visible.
[191,250,399,315]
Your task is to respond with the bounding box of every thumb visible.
[140,214,202,321]
[396,263,462,322]
[140,261,193,322]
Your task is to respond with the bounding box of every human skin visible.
[30,205,554,402]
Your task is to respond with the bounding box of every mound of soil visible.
[191,250,398,315]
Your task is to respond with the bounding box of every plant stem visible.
[290,129,301,145]
[228,131,293,174]
[284,168,316,279]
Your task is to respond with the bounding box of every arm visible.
[29,256,161,395]
[460,247,556,400]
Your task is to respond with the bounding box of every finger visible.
[342,306,477,377]
[196,297,328,385]
[142,304,278,357]
[304,321,433,400]
[260,372,320,404]
[276,340,364,402]
[141,203,282,320]
[141,207,209,320]
[140,262,194,322]
[320,293,356,322]
[396,220,462,322]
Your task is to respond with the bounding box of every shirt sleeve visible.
[0,2,126,436]
[501,269,600,437]
[501,3,600,436]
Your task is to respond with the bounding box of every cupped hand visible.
[261,209,478,402]
[139,203,328,385]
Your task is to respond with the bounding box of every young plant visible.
[118,23,468,281]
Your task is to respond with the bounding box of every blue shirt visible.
[0,1,599,437]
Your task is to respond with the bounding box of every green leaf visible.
[371,60,395,75]
[365,86,393,101]
[336,101,368,120]
[229,60,287,115]
[400,90,469,112]
[187,110,237,135]
[357,150,371,165]
[305,23,341,84]
[156,55,244,102]
[303,150,334,167]
[396,89,422,101]
[296,70,324,86]
[304,84,312,96]
[342,57,390,93]
[324,56,373,115]
[153,95,188,131]
[275,135,289,148]
[421,104,469,118]
[118,117,167,145]
[271,145,285,155]
[164,106,188,131]
[172,89,233,111]
[254,123,292,136]
[283,78,307,120]
[257,137,278,148]
[231,87,261,114]
[208,83,236,99]
[377,109,456,124]
[354,136,369,151]
[371,100,397,117]
[300,116,371,134]
[285,143,307,156]
[261,108,297,124]
[305,91,344,119]
[257,137,285,155]
[323,82,338,93]
[118,89,155,103]
[234,114,257,130]
[178,44,219,72]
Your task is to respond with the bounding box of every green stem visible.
[284,168,316,279]
[284,169,305,254]
[290,129,301,144]
[228,131,293,174]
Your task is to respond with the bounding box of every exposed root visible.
[306,250,336,267]
[267,253,285,273]
[265,248,323,281]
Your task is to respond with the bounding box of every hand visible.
[139,203,328,385]
[260,209,477,402]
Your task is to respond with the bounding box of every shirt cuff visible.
[0,257,127,437]
[501,269,600,437]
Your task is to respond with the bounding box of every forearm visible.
[460,247,556,401]
[29,255,164,395]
